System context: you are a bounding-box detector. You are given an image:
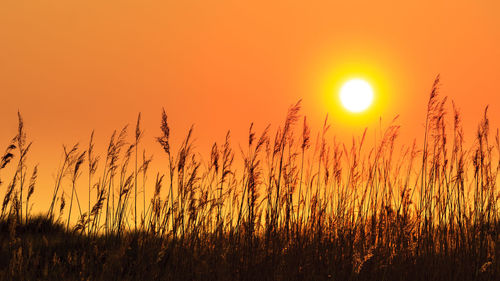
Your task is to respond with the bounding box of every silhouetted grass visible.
[0,77,498,280]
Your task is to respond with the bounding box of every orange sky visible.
[1,0,499,211]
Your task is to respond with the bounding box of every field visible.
[1,79,498,280]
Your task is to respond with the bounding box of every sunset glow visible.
[0,2,499,279]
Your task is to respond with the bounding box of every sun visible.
[339,79,374,113]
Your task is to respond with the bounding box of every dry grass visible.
[0,77,499,280]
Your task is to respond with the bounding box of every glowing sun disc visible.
[339,79,374,113]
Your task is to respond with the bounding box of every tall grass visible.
[0,78,499,280]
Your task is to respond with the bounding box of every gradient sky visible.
[1,1,499,210]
